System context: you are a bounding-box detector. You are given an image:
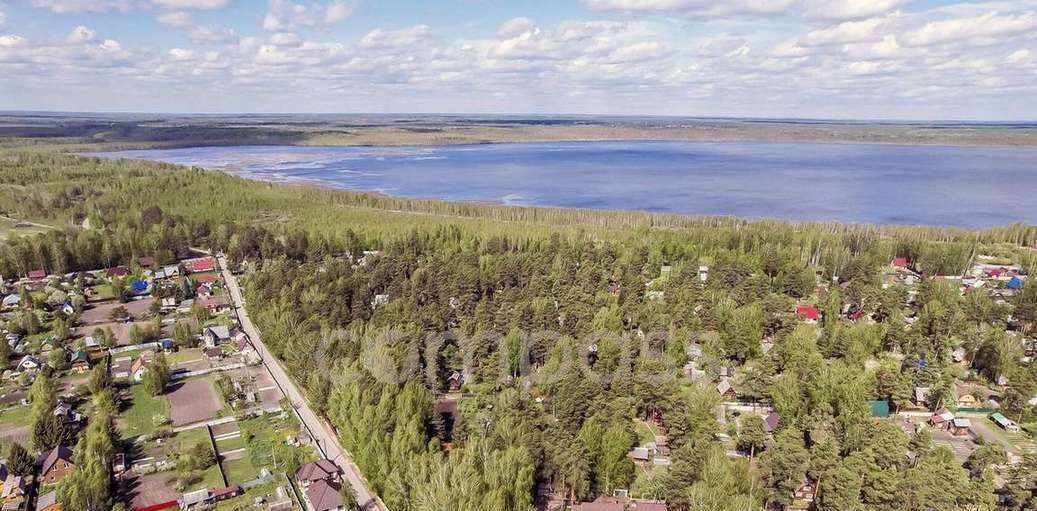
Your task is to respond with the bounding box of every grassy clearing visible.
[0,216,51,240]
[122,384,170,437]
[0,406,32,427]
[216,434,247,453]
[222,457,260,485]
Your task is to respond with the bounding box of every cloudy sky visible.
[0,0,1035,120]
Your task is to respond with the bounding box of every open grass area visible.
[222,456,260,485]
[216,435,247,453]
[122,384,170,437]
[0,215,52,240]
[0,406,32,427]
[634,420,657,445]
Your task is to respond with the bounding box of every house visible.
[447,372,464,392]
[203,326,231,348]
[990,412,1020,432]
[629,447,651,463]
[0,474,25,500]
[179,488,212,510]
[39,445,75,485]
[372,294,390,308]
[205,348,224,362]
[296,459,341,488]
[891,257,909,269]
[913,387,930,407]
[795,305,820,323]
[139,257,156,269]
[304,479,344,511]
[956,385,978,409]
[131,357,148,382]
[111,357,132,379]
[161,297,179,311]
[16,355,41,373]
[1,295,19,308]
[160,339,176,353]
[763,412,780,433]
[213,485,241,502]
[27,269,47,281]
[35,490,59,511]
[198,295,229,313]
[106,266,130,278]
[572,497,626,511]
[930,409,955,429]
[716,379,735,398]
[164,265,181,278]
[70,350,91,373]
[196,285,213,298]
[951,418,972,437]
[187,258,216,273]
[630,500,667,511]
[54,402,82,425]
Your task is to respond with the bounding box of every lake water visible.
[90,141,1037,227]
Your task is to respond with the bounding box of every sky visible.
[0,0,1035,120]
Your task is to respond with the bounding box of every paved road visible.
[217,255,388,511]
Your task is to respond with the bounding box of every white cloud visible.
[0,34,24,47]
[324,0,352,24]
[152,0,231,8]
[905,11,1037,46]
[360,25,432,49]
[798,14,898,46]
[497,17,536,39]
[1006,48,1031,64]
[67,25,97,44]
[263,0,351,31]
[31,0,133,13]
[158,11,237,42]
[800,0,905,20]
[169,47,194,60]
[270,32,300,46]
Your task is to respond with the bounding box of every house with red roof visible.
[795,305,820,323]
[296,459,341,488]
[27,269,47,280]
[891,257,909,269]
[187,258,216,273]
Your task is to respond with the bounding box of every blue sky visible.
[1,0,1035,119]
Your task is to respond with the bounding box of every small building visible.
[1,474,25,501]
[572,498,626,511]
[930,409,955,429]
[131,357,148,382]
[36,490,59,511]
[70,350,91,373]
[305,479,344,511]
[891,257,909,269]
[296,459,342,488]
[27,269,47,281]
[203,325,231,348]
[111,357,132,379]
[39,445,76,485]
[913,387,930,407]
[187,258,216,273]
[213,485,241,502]
[16,355,41,373]
[990,412,1020,432]
[447,372,464,392]
[951,418,972,437]
[763,412,780,433]
[179,488,212,510]
[205,348,224,362]
[106,266,130,278]
[795,305,820,323]
[716,379,735,398]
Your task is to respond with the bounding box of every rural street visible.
[217,255,388,511]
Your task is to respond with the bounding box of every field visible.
[168,377,223,426]
[78,298,156,325]
[122,383,170,437]
[0,215,51,240]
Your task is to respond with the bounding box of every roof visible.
[180,489,211,506]
[131,357,147,375]
[36,490,57,510]
[305,479,343,511]
[2,295,20,306]
[869,400,890,418]
[892,257,909,268]
[630,502,667,511]
[40,445,74,475]
[106,266,130,278]
[572,499,625,511]
[297,459,341,482]
[139,257,155,267]
[213,485,241,498]
[952,418,971,428]
[188,258,216,272]
[763,412,780,432]
[990,412,1014,426]
[27,269,47,280]
[795,304,820,320]
[206,325,231,339]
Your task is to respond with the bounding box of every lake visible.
[90,141,1037,227]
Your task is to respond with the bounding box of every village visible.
[0,255,354,511]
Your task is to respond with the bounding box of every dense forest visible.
[2,141,1037,511]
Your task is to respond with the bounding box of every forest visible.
[1,139,1037,511]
